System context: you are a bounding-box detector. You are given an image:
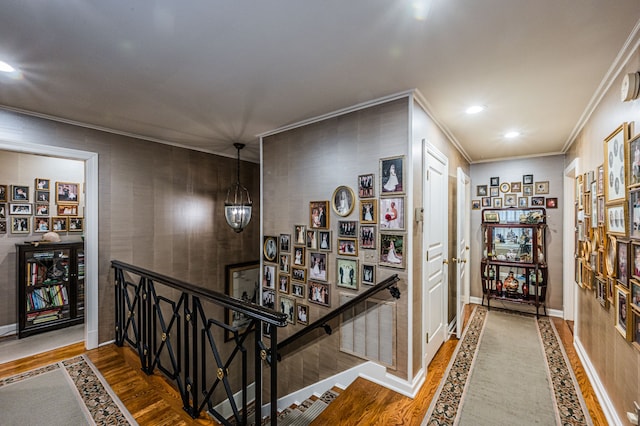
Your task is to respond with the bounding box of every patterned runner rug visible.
[0,355,136,425]
[422,306,592,426]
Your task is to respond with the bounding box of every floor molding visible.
[0,323,16,338]
[469,296,563,318]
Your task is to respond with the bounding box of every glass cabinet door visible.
[491,226,533,263]
[25,249,71,327]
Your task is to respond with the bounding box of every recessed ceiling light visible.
[465,105,486,114]
[0,61,15,73]
[504,131,520,139]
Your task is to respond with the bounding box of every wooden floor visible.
[0,306,607,426]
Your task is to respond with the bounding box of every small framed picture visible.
[358,174,375,198]
[617,239,629,287]
[309,252,328,282]
[11,185,29,202]
[332,186,356,217]
[306,229,318,250]
[546,198,558,209]
[279,234,291,253]
[279,253,290,273]
[36,190,50,203]
[362,264,376,286]
[380,233,405,268]
[338,220,358,237]
[510,182,522,192]
[606,204,627,236]
[308,281,331,307]
[262,288,275,310]
[296,304,309,325]
[0,203,5,219]
[531,196,545,206]
[291,266,307,283]
[69,216,84,232]
[523,185,533,196]
[603,124,627,204]
[472,200,481,210]
[504,194,517,207]
[493,198,502,208]
[293,246,306,267]
[33,217,51,233]
[278,273,290,294]
[359,200,377,224]
[380,156,404,195]
[597,164,605,195]
[615,285,631,340]
[489,187,500,197]
[9,203,32,215]
[263,264,276,289]
[632,243,640,279]
[630,189,640,239]
[482,211,499,223]
[318,230,331,251]
[263,322,272,339]
[633,310,640,351]
[55,182,79,204]
[309,200,329,229]
[523,174,534,185]
[35,203,49,216]
[481,197,491,207]
[35,178,50,190]
[535,181,549,194]
[477,185,488,196]
[337,238,358,256]
[11,217,30,234]
[0,221,6,234]
[279,295,296,325]
[336,258,359,290]
[518,197,528,208]
[490,177,499,186]
[263,236,278,262]
[631,279,640,310]
[379,197,405,230]
[596,276,609,308]
[291,283,305,299]
[57,204,78,216]
[0,185,6,202]
[294,224,307,245]
[359,225,376,249]
[499,182,510,193]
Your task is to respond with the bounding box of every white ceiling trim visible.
[471,150,566,165]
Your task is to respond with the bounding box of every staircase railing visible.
[112,260,287,426]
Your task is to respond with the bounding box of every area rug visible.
[0,355,137,425]
[422,307,592,426]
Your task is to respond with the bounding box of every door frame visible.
[563,158,579,324]
[454,167,471,338]
[0,140,99,349]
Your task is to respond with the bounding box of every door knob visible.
[461,258,467,263]
[443,259,449,265]
[452,258,458,263]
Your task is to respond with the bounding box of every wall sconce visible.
[224,143,252,233]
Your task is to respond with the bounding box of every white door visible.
[423,142,449,368]
[454,168,471,338]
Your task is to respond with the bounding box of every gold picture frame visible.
[332,186,355,217]
[604,123,630,204]
[615,284,632,341]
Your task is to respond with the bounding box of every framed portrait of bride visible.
[379,233,405,269]
[380,156,404,195]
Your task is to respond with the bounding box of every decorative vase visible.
[496,280,503,296]
[522,281,529,298]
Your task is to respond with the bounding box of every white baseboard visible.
[0,323,17,337]
[574,337,623,426]
[468,296,563,318]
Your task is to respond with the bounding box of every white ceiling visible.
[0,1,639,163]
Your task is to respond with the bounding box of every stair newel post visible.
[254,320,263,426]
[270,326,278,426]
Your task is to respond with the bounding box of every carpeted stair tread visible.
[278,399,328,426]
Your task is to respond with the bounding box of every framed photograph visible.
[57,204,78,216]
[481,197,491,207]
[337,238,358,256]
[0,203,4,219]
[279,295,296,325]
[33,217,51,233]
[263,264,276,289]
[359,225,376,249]
[523,174,534,185]
[294,224,307,245]
[68,217,84,232]
[9,203,32,215]
[11,185,29,202]
[362,264,376,286]
[615,285,631,340]
[522,185,533,196]
[309,252,328,281]
[608,277,616,304]
[336,258,358,290]
[510,182,522,192]
[35,178,50,190]
[306,229,318,249]
[606,204,627,236]
[499,182,510,193]
[296,304,309,325]
[263,236,278,262]
[490,187,500,197]
[604,123,629,204]
[482,211,499,223]
[596,276,609,308]
[262,288,275,310]
[309,200,329,229]
[262,322,272,339]
[291,283,305,299]
[631,279,640,310]
[338,220,358,237]
[633,310,640,351]
[332,186,355,217]
[546,198,558,209]
[279,253,290,273]
[477,185,488,196]
[617,239,630,287]
[358,174,375,198]
[597,196,605,224]
[379,197,405,230]
[291,266,307,283]
[535,181,549,194]
[492,198,502,208]
[504,193,517,207]
[380,233,405,268]
[490,177,499,186]
[52,217,68,232]
[631,243,640,279]
[631,133,640,188]
[308,281,330,307]
[293,246,306,267]
[597,164,605,195]
[0,185,6,202]
[55,181,79,204]
[518,197,528,208]
[318,230,331,251]
[359,200,377,224]
[34,203,49,216]
[472,200,481,210]
[279,234,291,253]
[224,261,259,340]
[631,189,640,239]
[278,273,290,294]
[380,156,404,195]
[36,190,50,203]
[591,181,598,228]
[11,217,30,234]
[531,196,545,207]
[0,221,5,234]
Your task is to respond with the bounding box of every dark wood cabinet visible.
[16,241,85,338]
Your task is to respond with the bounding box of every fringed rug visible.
[422,307,591,426]
[0,355,137,425]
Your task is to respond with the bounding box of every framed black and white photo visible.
[279,233,291,253]
[523,174,533,185]
[279,295,296,325]
[297,303,309,325]
[338,220,358,237]
[490,177,499,186]
[263,236,278,262]
[606,204,627,236]
[362,264,376,286]
[477,185,488,196]
[263,264,276,289]
[490,187,499,197]
[332,186,355,217]
[336,258,358,290]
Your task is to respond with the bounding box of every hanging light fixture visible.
[224,143,253,232]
